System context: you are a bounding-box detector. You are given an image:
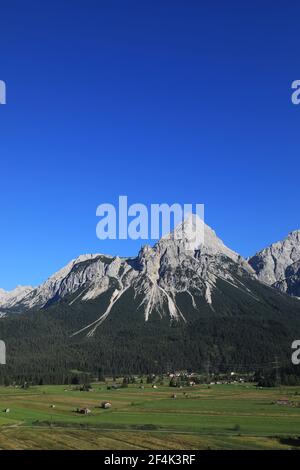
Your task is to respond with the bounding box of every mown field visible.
[0,381,300,449]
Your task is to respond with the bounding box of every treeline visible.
[0,288,300,385]
[0,371,93,387]
[254,365,300,387]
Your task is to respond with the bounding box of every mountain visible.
[248,230,300,297]
[0,216,256,322]
[274,260,300,297]
[0,285,33,315]
[0,216,300,379]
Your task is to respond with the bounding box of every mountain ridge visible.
[249,229,300,297]
[0,216,257,320]
[1,219,300,315]
[0,217,300,376]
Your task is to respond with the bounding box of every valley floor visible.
[0,382,300,450]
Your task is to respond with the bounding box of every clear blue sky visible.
[0,0,299,290]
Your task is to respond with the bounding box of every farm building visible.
[276,400,292,406]
[101,401,112,409]
[77,407,91,415]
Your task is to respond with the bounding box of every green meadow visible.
[0,382,300,449]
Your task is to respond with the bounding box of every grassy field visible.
[0,381,300,449]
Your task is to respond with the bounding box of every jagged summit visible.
[287,228,300,235]
[249,230,300,295]
[1,219,299,335]
[1,218,300,375]
[160,213,239,260]
[0,254,103,312]
[0,285,34,309]
[0,217,258,333]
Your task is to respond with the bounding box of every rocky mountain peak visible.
[0,285,34,309]
[3,218,298,327]
[249,229,300,292]
[157,213,239,261]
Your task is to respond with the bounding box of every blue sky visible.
[0,0,299,290]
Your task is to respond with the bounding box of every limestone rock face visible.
[0,216,257,327]
[1,217,299,337]
[273,260,300,297]
[249,230,300,296]
[0,286,33,311]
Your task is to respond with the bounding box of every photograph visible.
[0,0,300,458]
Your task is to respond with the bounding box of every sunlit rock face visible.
[2,217,300,340]
[249,230,300,297]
